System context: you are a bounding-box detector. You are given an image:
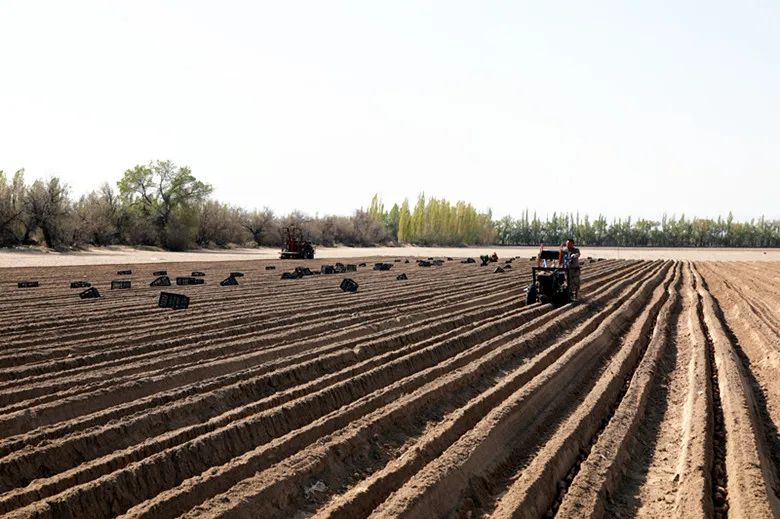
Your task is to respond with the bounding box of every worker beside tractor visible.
[561,239,581,301]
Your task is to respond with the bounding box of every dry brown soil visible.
[0,256,778,518]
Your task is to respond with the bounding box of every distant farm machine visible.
[280,226,315,260]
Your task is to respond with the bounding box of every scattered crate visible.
[191,271,206,277]
[153,270,168,276]
[150,276,172,287]
[373,263,393,271]
[79,287,101,299]
[396,273,408,280]
[505,259,514,264]
[404,259,410,263]
[346,264,357,272]
[321,265,335,274]
[281,272,299,280]
[117,270,132,275]
[340,278,359,292]
[17,281,39,288]
[220,276,239,286]
[295,266,314,276]
[158,292,190,310]
[358,262,367,267]
[462,258,476,264]
[111,280,131,289]
[176,277,204,286]
[70,281,91,289]
[504,264,512,269]
[265,266,276,270]
[447,257,453,261]
[494,266,505,273]
[394,259,402,262]
[334,263,347,273]
[417,260,432,267]
[230,272,245,277]
[432,259,444,266]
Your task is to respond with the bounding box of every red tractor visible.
[280,226,315,259]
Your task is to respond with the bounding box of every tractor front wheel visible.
[525,284,537,305]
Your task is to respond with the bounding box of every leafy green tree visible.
[387,203,400,241]
[410,194,426,243]
[118,160,212,248]
[367,194,385,222]
[397,199,412,243]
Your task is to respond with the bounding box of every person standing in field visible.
[537,242,546,267]
[561,239,581,301]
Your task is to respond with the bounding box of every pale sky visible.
[1,1,778,220]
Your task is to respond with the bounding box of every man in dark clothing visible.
[561,239,581,300]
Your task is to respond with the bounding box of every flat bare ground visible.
[1,257,779,518]
[0,245,778,268]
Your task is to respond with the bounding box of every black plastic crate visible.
[150,276,172,287]
[220,276,239,286]
[176,277,204,286]
[111,280,131,289]
[79,287,101,299]
[340,278,359,292]
[158,292,190,310]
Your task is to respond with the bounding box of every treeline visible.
[493,211,780,248]
[367,194,496,246]
[0,162,389,251]
[2,163,778,250]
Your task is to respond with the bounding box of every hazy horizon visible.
[2,1,778,221]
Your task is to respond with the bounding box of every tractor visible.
[280,226,315,259]
[525,249,573,306]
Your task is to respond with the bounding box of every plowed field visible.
[1,258,778,518]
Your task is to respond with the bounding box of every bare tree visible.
[74,189,119,246]
[24,177,72,248]
[0,170,28,245]
[241,207,277,246]
[197,201,250,247]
